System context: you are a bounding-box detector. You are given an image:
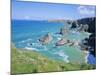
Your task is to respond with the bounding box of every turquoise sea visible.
[11,20,96,64]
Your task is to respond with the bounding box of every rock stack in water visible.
[39,33,52,45]
[59,27,68,35]
[55,38,68,46]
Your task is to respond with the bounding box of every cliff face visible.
[77,17,96,57]
[88,33,96,57]
[71,21,77,28]
[77,17,96,33]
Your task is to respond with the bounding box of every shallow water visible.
[12,20,94,64]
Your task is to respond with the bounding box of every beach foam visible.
[25,46,39,51]
[54,50,69,63]
[18,38,32,44]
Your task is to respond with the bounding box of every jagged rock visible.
[39,33,52,45]
[80,33,96,57]
[59,27,68,35]
[77,17,96,33]
[83,24,89,32]
[55,39,68,46]
[71,21,79,29]
[88,33,96,57]
[66,20,73,25]
[55,39,74,46]
[77,24,89,32]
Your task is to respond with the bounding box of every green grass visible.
[11,43,95,74]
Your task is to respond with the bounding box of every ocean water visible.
[11,20,95,64]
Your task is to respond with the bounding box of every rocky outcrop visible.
[77,24,89,32]
[55,39,74,46]
[59,27,68,35]
[55,39,68,46]
[70,17,95,33]
[39,33,52,45]
[77,17,96,33]
[77,17,96,57]
[71,21,79,29]
[88,33,96,57]
[80,33,96,57]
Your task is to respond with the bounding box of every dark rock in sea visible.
[88,33,96,57]
[71,21,79,28]
[79,41,89,51]
[59,27,68,36]
[66,20,72,25]
[30,43,33,46]
[71,22,76,28]
[81,33,96,57]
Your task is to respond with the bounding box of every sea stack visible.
[55,38,68,46]
[39,33,52,45]
[59,27,68,35]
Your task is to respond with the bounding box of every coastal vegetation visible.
[11,43,95,74]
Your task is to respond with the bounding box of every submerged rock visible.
[39,33,52,45]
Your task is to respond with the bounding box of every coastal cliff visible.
[77,17,96,57]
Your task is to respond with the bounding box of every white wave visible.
[72,31,76,34]
[43,46,48,51]
[27,42,42,47]
[63,56,69,63]
[18,38,32,43]
[27,42,49,51]
[57,37,61,40]
[25,46,39,51]
[18,40,25,43]
[54,50,69,63]
[84,51,90,63]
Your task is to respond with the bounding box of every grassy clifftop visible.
[11,43,95,74]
